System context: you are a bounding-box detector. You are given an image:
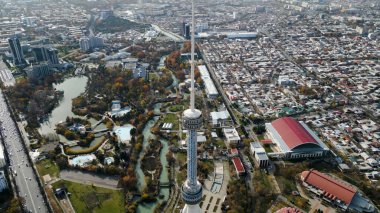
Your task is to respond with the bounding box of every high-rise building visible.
[180,21,186,36]
[79,37,90,52]
[25,63,52,80]
[0,144,5,168]
[100,10,114,20]
[0,170,8,192]
[89,36,104,49]
[79,36,104,52]
[8,36,26,66]
[181,1,202,213]
[32,45,59,65]
[47,48,59,65]
[184,23,191,39]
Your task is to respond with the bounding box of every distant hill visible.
[95,16,150,33]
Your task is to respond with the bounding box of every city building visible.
[79,37,90,52]
[195,23,208,33]
[25,63,52,80]
[181,1,202,212]
[79,36,104,52]
[278,75,296,86]
[223,127,241,145]
[32,45,59,65]
[0,144,5,168]
[21,16,38,27]
[301,169,375,212]
[226,32,257,39]
[255,6,266,13]
[89,36,104,49]
[265,117,329,159]
[198,65,218,98]
[8,36,26,66]
[210,110,231,127]
[231,157,245,177]
[183,23,190,39]
[133,66,148,79]
[250,142,270,168]
[100,10,114,20]
[0,170,8,192]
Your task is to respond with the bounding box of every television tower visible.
[181,0,202,212]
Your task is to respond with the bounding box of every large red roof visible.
[271,117,318,150]
[232,157,245,173]
[301,169,357,205]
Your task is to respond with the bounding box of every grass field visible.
[52,180,124,213]
[36,159,60,178]
[162,113,179,130]
[168,105,183,112]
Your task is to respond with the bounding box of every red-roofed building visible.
[231,157,245,177]
[229,148,239,157]
[276,207,301,213]
[300,169,374,212]
[301,169,356,206]
[265,117,329,159]
[260,139,272,144]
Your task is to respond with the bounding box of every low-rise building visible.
[198,65,218,98]
[223,128,240,145]
[265,117,329,159]
[301,169,375,212]
[210,110,231,127]
[231,157,245,177]
[250,142,269,168]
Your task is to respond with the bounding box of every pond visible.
[38,76,88,137]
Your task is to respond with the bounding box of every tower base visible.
[182,204,202,213]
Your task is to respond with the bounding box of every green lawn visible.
[52,180,124,213]
[176,152,187,166]
[36,159,60,179]
[257,134,265,140]
[168,105,184,112]
[264,145,273,153]
[214,139,226,149]
[162,113,179,130]
[276,176,297,193]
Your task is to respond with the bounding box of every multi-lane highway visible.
[0,90,48,213]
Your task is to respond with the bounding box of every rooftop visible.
[301,169,357,205]
[231,157,245,173]
[271,117,319,150]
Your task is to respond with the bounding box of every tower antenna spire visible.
[190,0,195,111]
[181,1,203,212]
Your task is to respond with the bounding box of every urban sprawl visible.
[0,0,379,213]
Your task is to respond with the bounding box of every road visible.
[60,170,120,190]
[0,91,48,213]
[0,60,15,87]
[152,24,185,42]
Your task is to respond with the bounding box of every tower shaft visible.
[181,0,202,212]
